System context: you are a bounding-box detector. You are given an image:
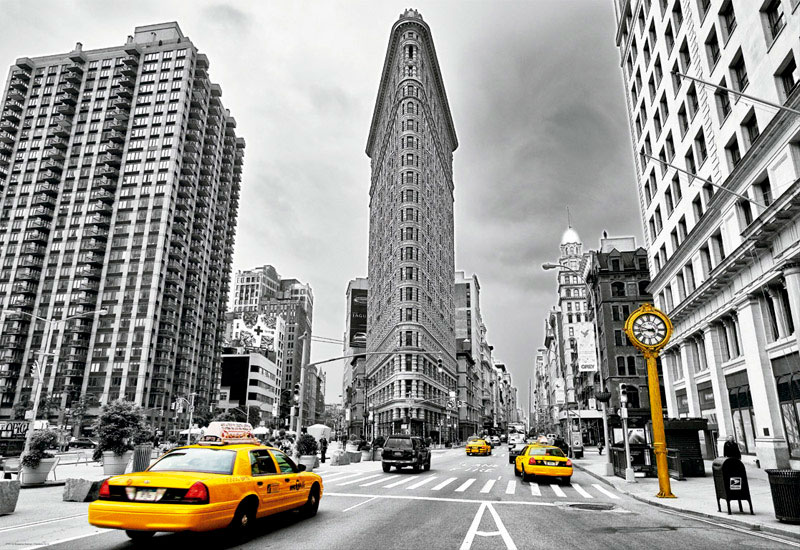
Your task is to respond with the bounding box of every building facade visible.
[219,351,280,426]
[342,277,368,437]
[455,271,483,439]
[0,23,243,435]
[365,9,459,440]
[229,264,314,421]
[614,0,800,468]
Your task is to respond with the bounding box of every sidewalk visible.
[574,446,800,540]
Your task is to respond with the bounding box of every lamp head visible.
[541,263,561,270]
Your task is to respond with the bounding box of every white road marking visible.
[572,484,593,498]
[479,479,495,493]
[407,476,438,490]
[383,476,415,488]
[335,474,382,486]
[27,530,106,550]
[551,484,566,498]
[361,476,392,487]
[342,496,378,512]
[432,477,458,490]
[323,472,362,483]
[529,482,541,496]
[505,481,516,494]
[460,502,517,550]
[592,484,620,499]
[455,478,476,492]
[0,513,87,533]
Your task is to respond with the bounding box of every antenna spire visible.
[567,206,572,228]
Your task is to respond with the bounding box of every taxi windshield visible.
[149,448,237,474]
[528,447,565,457]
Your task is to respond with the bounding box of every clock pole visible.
[644,348,675,498]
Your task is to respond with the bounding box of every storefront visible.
[676,389,688,417]
[773,352,800,460]
[697,381,718,458]
[726,371,756,455]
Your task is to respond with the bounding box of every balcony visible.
[64,62,83,75]
[55,103,75,116]
[74,266,101,278]
[29,206,54,218]
[84,214,111,227]
[42,158,64,172]
[9,78,28,92]
[112,97,130,110]
[108,118,128,132]
[167,258,183,272]
[12,281,37,294]
[120,63,137,77]
[51,121,71,137]
[15,267,41,280]
[118,76,135,89]
[23,230,48,242]
[172,222,188,235]
[20,243,45,255]
[44,149,65,163]
[97,152,121,167]
[0,129,15,143]
[94,165,118,179]
[83,227,108,240]
[26,218,51,231]
[78,251,104,265]
[105,107,128,121]
[4,98,23,112]
[63,70,82,84]
[33,182,59,195]
[2,110,20,124]
[55,90,77,105]
[186,129,201,142]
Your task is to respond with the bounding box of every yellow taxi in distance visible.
[514,444,572,485]
[466,439,491,456]
[88,422,323,541]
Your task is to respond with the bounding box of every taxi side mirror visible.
[298,464,306,472]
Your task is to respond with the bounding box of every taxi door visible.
[248,449,284,517]
[269,449,307,511]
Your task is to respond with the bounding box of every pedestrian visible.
[598,439,604,455]
[320,436,328,463]
[723,435,742,460]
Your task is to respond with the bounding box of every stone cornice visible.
[365,13,458,157]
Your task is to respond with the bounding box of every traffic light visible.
[437,357,443,371]
[619,383,629,405]
[293,383,300,402]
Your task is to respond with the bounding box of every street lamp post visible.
[543,262,613,473]
[7,308,108,456]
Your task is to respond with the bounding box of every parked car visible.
[381,435,431,473]
[70,437,98,449]
[488,435,501,447]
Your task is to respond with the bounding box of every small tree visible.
[92,400,147,461]
[21,429,60,469]
[296,433,318,456]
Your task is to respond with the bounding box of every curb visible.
[574,462,800,542]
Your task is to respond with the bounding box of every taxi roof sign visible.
[198,422,260,445]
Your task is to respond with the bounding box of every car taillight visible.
[182,482,209,504]
[98,479,110,499]
[566,459,573,467]
[528,457,538,465]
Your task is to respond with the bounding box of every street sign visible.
[730,477,742,490]
[447,399,455,410]
[24,410,33,420]
[620,407,629,419]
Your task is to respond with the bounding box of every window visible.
[764,0,786,42]
[678,104,689,136]
[698,0,712,20]
[685,149,697,174]
[616,356,627,375]
[754,177,773,207]
[711,230,726,263]
[679,41,691,73]
[725,134,741,168]
[777,54,798,99]
[742,110,760,148]
[720,1,737,42]
[687,85,699,118]
[665,23,674,53]
[695,131,708,165]
[706,29,721,69]
[665,132,675,160]
[731,52,749,92]
[715,80,732,121]
[673,2,683,30]
[738,198,754,228]
[672,61,682,95]
[271,450,298,473]
[611,282,626,297]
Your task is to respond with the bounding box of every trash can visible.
[132,444,153,473]
[766,469,800,523]
[711,457,752,515]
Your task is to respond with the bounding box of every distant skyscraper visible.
[0,23,243,433]
[343,277,367,437]
[230,264,313,420]
[365,9,458,438]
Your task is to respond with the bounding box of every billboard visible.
[349,289,367,348]
[576,324,597,372]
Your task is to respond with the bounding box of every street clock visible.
[623,303,673,353]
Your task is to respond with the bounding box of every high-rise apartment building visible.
[455,271,483,439]
[230,264,313,419]
[365,9,458,439]
[343,277,368,437]
[0,22,243,432]
[614,1,800,468]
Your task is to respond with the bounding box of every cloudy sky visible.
[0,0,643,410]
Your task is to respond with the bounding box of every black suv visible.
[381,435,431,473]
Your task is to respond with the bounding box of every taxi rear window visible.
[149,448,237,474]
[471,440,486,445]
[528,447,565,457]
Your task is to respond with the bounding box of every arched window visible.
[611,282,626,297]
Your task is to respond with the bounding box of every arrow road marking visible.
[460,502,517,550]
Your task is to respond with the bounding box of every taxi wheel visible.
[230,499,257,534]
[301,485,320,518]
[514,464,521,477]
[125,530,155,542]
[522,471,534,483]
[560,476,572,486]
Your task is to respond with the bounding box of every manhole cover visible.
[568,503,616,511]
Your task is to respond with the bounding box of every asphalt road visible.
[9,447,800,550]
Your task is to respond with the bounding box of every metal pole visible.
[23,318,55,455]
[588,285,613,475]
[296,332,310,434]
[646,351,675,498]
[186,394,195,446]
[622,407,635,482]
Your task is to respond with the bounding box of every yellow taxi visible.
[513,444,572,485]
[466,438,491,456]
[88,422,323,541]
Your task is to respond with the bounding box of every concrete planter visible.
[346,450,361,463]
[298,455,316,472]
[0,480,20,515]
[19,457,57,486]
[345,443,359,453]
[331,450,350,466]
[361,449,372,462]
[373,448,383,461]
[63,478,106,502]
[102,450,133,476]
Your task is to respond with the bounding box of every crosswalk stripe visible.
[335,474,382,486]
[592,484,620,499]
[407,476,438,490]
[572,484,593,498]
[432,477,457,491]
[529,482,541,496]
[551,484,566,498]
[455,478,475,492]
[361,476,392,487]
[505,481,516,494]
[383,476,415,488]
[480,479,495,493]
[324,473,362,483]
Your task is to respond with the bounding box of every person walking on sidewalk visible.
[598,439,605,455]
[319,436,328,463]
[723,435,742,460]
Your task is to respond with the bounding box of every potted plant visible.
[373,436,385,461]
[296,433,318,472]
[360,443,372,462]
[19,430,60,485]
[93,400,146,475]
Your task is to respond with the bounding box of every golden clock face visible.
[631,313,668,347]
